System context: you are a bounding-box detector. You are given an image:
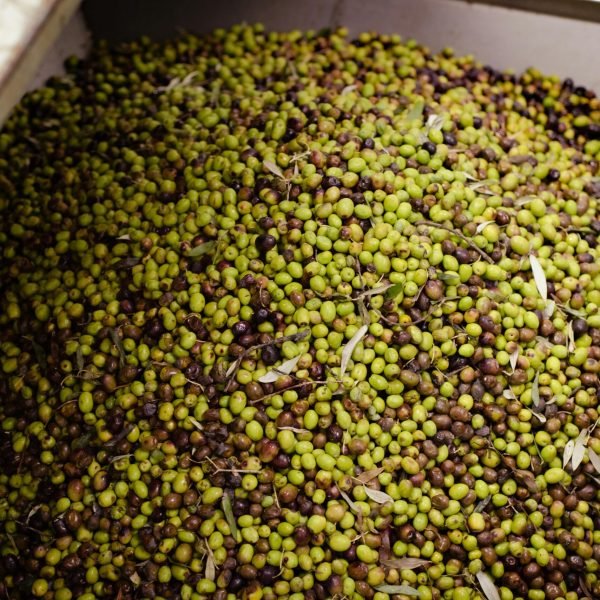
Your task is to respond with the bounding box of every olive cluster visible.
[0,23,599,600]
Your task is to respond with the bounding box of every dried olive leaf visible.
[468,179,496,191]
[225,357,242,379]
[530,254,547,301]
[566,321,576,352]
[205,554,215,580]
[563,439,576,469]
[571,428,589,471]
[375,584,420,597]
[588,448,600,474]
[187,241,216,258]
[340,325,368,379]
[258,354,301,383]
[277,426,310,434]
[502,389,517,401]
[188,416,203,431]
[354,467,385,484]
[363,486,394,505]
[426,113,445,132]
[535,336,553,352]
[341,84,357,95]
[339,488,359,514]
[263,160,285,179]
[542,300,556,319]
[475,220,495,235]
[381,557,431,570]
[509,348,519,372]
[129,572,141,586]
[530,371,540,407]
[222,494,240,541]
[476,571,501,600]
[531,409,547,424]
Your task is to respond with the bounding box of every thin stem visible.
[415,220,494,263]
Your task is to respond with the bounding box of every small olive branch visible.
[415,220,494,263]
[224,329,310,390]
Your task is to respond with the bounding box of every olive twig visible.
[415,220,494,263]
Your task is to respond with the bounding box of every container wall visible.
[81,0,600,91]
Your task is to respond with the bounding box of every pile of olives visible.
[0,23,599,600]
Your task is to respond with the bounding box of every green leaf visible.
[406,100,425,122]
[385,283,404,298]
[187,241,216,258]
[222,494,240,541]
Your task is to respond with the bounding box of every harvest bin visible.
[1,2,600,600]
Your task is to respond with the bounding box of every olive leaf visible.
[571,428,589,471]
[502,389,517,400]
[222,494,240,541]
[509,348,519,372]
[467,179,496,191]
[558,304,586,318]
[531,408,547,424]
[76,346,84,372]
[225,357,242,378]
[566,321,576,352]
[354,467,385,484]
[535,336,553,352]
[188,416,203,431]
[563,439,576,469]
[277,426,310,434]
[474,496,492,513]
[587,448,600,474]
[263,160,285,179]
[117,234,131,241]
[514,196,536,207]
[340,324,368,379]
[476,570,501,600]
[375,584,420,597]
[386,283,404,298]
[425,113,444,133]
[258,354,301,383]
[579,575,593,600]
[381,558,431,570]
[339,488,360,514]
[109,328,126,368]
[129,572,141,586]
[363,486,393,505]
[406,100,425,122]
[205,554,216,580]
[356,282,394,298]
[475,221,495,235]
[531,371,540,407]
[542,300,556,319]
[341,84,357,95]
[187,241,216,258]
[529,254,547,302]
